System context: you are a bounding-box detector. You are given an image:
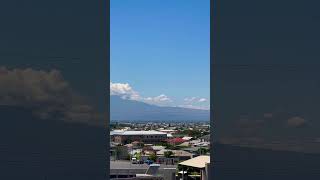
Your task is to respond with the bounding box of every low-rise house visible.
[182,136,193,141]
[158,129,178,134]
[151,146,166,151]
[193,142,210,148]
[177,142,190,147]
[199,135,210,142]
[157,149,192,162]
[166,138,185,145]
[182,147,201,157]
[179,156,210,180]
[132,141,144,149]
[167,133,173,139]
[182,147,210,157]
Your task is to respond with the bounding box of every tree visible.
[115,145,129,160]
[197,147,209,155]
[138,142,144,147]
[135,152,142,161]
[164,151,174,158]
[148,152,157,162]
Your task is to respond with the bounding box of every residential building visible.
[179,156,210,180]
[157,149,193,162]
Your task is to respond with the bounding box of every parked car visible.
[145,160,154,165]
[138,160,144,164]
[132,157,144,164]
[131,157,138,164]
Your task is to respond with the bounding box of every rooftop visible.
[151,146,166,151]
[182,136,193,141]
[110,160,176,170]
[179,156,210,169]
[157,150,192,157]
[111,130,167,136]
[166,138,185,144]
[199,135,210,141]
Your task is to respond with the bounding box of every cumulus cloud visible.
[110,82,172,106]
[181,96,209,110]
[156,94,171,102]
[144,94,172,106]
[184,97,208,103]
[184,97,197,102]
[287,116,307,127]
[0,67,102,126]
[110,82,140,100]
[178,104,210,110]
[198,98,207,102]
[110,82,209,109]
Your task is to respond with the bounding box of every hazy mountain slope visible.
[110,95,209,121]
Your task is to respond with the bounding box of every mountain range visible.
[110,95,209,121]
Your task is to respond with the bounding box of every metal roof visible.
[179,156,210,169]
[157,150,192,157]
[110,130,167,136]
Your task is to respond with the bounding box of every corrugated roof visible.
[182,136,193,141]
[179,156,210,168]
[166,137,185,144]
[177,142,190,147]
[151,146,166,151]
[157,150,192,157]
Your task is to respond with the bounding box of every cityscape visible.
[110,121,210,180]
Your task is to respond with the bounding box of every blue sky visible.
[110,0,210,109]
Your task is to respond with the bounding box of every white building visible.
[111,130,168,144]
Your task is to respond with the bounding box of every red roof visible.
[166,138,185,144]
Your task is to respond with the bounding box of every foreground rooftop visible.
[110,160,177,169]
[179,155,210,169]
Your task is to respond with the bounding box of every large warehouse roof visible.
[110,130,167,136]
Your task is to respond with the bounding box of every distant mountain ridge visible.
[110,95,209,121]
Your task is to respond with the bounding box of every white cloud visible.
[181,96,209,110]
[178,104,210,110]
[110,82,140,100]
[110,82,209,109]
[144,94,172,105]
[184,97,197,102]
[110,82,145,101]
[152,94,172,102]
[110,82,172,106]
[198,98,207,102]
[184,97,208,103]
[110,82,132,95]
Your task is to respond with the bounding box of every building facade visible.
[111,130,168,144]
